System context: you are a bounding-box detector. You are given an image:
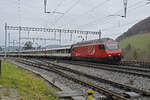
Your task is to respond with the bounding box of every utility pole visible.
[123,0,128,18]
[28,31,30,40]
[19,26,21,51]
[54,31,56,39]
[44,0,64,14]
[44,0,47,13]
[8,33,10,51]
[5,23,7,58]
[70,33,73,41]
[13,40,15,49]
[85,33,88,40]
[59,30,61,45]
[99,30,101,39]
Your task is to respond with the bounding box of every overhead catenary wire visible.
[58,0,111,28]
[53,0,67,12]
[90,1,146,28]
[53,0,81,26]
[101,2,148,38]
[78,0,144,29]
[101,1,148,31]
[102,19,140,31]
[82,0,143,28]
[85,0,111,13]
[17,0,21,26]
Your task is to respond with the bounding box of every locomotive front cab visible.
[99,43,122,63]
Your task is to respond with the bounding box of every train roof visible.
[4,46,71,53]
[46,46,71,51]
[72,38,116,46]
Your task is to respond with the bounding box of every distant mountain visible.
[116,16,150,41]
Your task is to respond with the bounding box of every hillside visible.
[119,33,150,61]
[116,16,150,41]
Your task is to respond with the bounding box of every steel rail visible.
[57,60,150,78]
[33,59,150,97]
[67,60,150,73]
[121,61,150,69]
[15,58,127,100]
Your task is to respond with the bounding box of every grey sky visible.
[0,0,150,46]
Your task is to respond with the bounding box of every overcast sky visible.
[0,0,150,47]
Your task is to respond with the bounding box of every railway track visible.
[14,58,150,100]
[51,59,150,78]
[121,61,150,69]
[15,58,127,100]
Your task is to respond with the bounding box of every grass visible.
[0,60,59,100]
[119,33,150,60]
[119,33,150,51]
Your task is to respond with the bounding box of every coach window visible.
[71,48,74,52]
[99,45,105,49]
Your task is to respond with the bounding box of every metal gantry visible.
[6,25,100,35]
[5,25,101,44]
[4,24,101,57]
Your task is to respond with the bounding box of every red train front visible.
[71,38,122,63]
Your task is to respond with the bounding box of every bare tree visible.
[23,41,33,50]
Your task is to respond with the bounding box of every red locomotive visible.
[71,38,122,63]
[0,38,122,63]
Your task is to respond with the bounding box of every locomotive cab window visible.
[104,44,119,50]
[99,45,105,49]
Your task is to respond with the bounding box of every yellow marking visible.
[88,89,93,100]
[88,89,93,93]
[88,95,93,100]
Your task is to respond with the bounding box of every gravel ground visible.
[58,69,126,93]
[43,60,150,100]
[51,61,150,92]
[10,59,150,100]
[9,60,106,99]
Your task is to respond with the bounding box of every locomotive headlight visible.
[108,55,111,57]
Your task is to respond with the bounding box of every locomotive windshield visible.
[104,44,119,50]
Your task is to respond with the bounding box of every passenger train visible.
[0,38,122,63]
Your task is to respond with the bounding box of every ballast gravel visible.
[9,59,150,100]
[52,61,150,93]
[9,60,105,99]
